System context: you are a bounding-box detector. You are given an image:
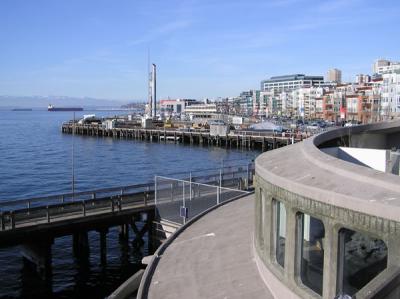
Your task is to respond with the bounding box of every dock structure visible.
[61,123,302,151]
[0,182,156,280]
[0,166,253,284]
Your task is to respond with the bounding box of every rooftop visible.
[256,120,400,222]
[139,194,274,299]
[261,74,324,83]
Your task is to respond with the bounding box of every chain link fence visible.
[155,176,250,226]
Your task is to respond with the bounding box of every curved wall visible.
[254,121,400,299]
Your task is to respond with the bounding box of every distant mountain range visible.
[0,95,134,109]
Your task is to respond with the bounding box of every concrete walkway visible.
[147,195,273,299]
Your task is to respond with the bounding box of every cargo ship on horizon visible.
[48,104,83,112]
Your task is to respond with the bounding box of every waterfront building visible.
[185,103,218,119]
[356,74,371,84]
[251,90,261,116]
[380,72,400,118]
[254,121,400,298]
[260,74,324,92]
[159,99,198,116]
[373,59,400,75]
[279,91,296,117]
[255,91,272,117]
[260,89,282,117]
[137,122,400,299]
[295,87,324,119]
[326,68,342,83]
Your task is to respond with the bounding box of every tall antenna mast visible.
[72,111,75,199]
[147,47,152,117]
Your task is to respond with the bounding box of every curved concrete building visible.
[254,121,400,298]
[134,121,400,299]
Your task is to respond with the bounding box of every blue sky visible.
[0,0,399,102]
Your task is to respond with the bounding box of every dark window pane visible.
[337,228,387,296]
[300,214,325,295]
[276,201,286,267]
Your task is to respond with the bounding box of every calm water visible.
[0,110,256,298]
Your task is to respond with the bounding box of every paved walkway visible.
[147,195,273,299]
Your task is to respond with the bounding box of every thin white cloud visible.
[128,19,191,46]
[316,0,362,12]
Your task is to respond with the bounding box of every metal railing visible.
[154,176,251,225]
[0,163,255,232]
[0,185,154,231]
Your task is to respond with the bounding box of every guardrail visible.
[0,164,255,232]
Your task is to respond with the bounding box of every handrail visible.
[0,167,254,211]
[0,182,154,208]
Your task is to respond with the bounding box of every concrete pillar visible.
[323,220,338,299]
[98,228,108,265]
[119,224,129,240]
[73,231,90,259]
[284,208,298,285]
[21,238,53,280]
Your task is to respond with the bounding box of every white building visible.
[295,87,324,119]
[380,72,400,117]
[159,99,197,116]
[356,74,371,84]
[185,103,218,119]
[261,74,324,92]
[373,59,400,75]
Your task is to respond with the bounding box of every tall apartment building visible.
[260,74,324,92]
[380,72,400,118]
[373,59,400,75]
[295,87,324,119]
[356,74,371,84]
[326,68,342,83]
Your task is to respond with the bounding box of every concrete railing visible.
[254,120,400,299]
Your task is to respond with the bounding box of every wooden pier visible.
[61,123,302,151]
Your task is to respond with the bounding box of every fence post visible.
[182,182,186,225]
[82,201,86,216]
[92,192,96,200]
[246,163,250,189]
[27,200,31,215]
[189,172,192,201]
[10,211,15,229]
[154,176,158,205]
[46,206,50,223]
[217,186,220,205]
[219,169,222,189]
[0,212,4,231]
